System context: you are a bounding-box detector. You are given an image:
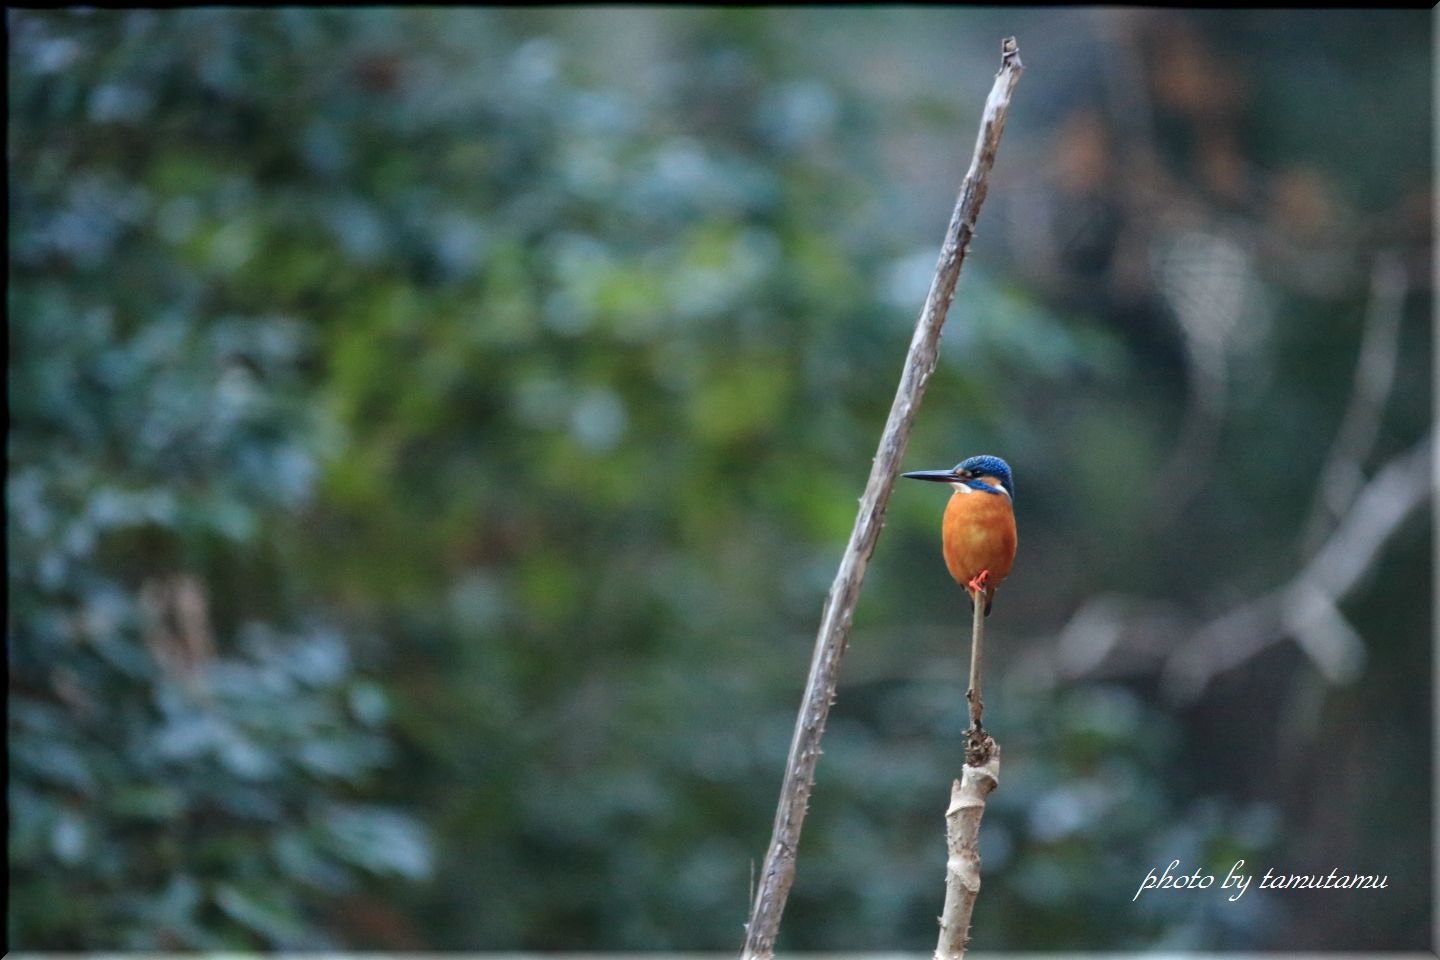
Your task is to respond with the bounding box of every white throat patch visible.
[952,478,1010,499]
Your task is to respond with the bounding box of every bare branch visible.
[1162,430,1433,701]
[740,38,1025,960]
[1018,429,1432,701]
[1301,252,1408,552]
[963,584,990,763]
[937,583,1000,958]
[934,748,1001,960]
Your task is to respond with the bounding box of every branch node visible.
[1000,36,1022,70]
[964,727,995,767]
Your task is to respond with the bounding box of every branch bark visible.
[964,581,994,766]
[938,579,1000,958]
[740,38,1025,959]
[935,747,1000,960]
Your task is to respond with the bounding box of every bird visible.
[902,454,1017,616]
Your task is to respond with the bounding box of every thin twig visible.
[740,38,1024,960]
[934,747,1001,960]
[964,587,993,766]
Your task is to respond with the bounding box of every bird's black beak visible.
[901,469,961,483]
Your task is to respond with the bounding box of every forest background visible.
[9,7,1433,953]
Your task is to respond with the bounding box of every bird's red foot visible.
[967,569,990,594]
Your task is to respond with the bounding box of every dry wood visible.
[935,746,1001,960]
[963,582,993,766]
[741,37,1024,959]
[938,577,1000,959]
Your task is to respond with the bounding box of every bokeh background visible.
[8,7,1433,953]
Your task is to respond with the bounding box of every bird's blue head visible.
[955,455,1014,499]
[901,454,1014,499]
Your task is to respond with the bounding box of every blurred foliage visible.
[8,7,1431,953]
[8,11,432,950]
[7,275,431,948]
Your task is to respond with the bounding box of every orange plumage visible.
[903,454,1018,615]
[941,480,1016,614]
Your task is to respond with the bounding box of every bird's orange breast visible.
[941,487,1017,591]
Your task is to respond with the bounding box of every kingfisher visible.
[902,454,1017,616]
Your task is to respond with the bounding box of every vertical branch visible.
[741,38,1024,959]
[939,571,999,959]
[964,589,994,766]
[1300,251,1408,553]
[935,747,1001,960]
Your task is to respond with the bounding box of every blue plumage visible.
[901,452,1018,616]
[954,455,1014,499]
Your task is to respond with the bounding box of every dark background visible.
[9,8,1432,952]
